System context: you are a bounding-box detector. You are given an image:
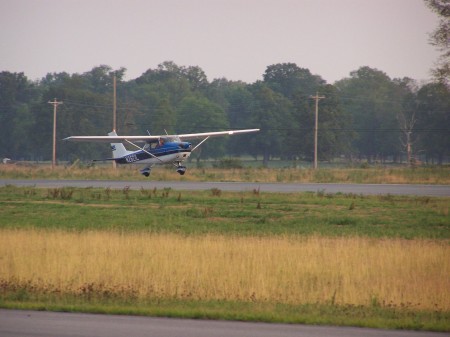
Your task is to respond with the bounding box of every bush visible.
[213,158,243,169]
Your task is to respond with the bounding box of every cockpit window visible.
[144,136,181,150]
[162,136,180,143]
[144,140,159,150]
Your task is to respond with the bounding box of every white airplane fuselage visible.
[114,141,192,166]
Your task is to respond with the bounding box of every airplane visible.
[63,129,259,176]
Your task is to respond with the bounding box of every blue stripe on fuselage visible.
[115,143,191,164]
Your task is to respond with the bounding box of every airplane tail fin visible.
[108,131,132,159]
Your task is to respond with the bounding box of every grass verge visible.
[1,163,450,184]
[1,297,449,332]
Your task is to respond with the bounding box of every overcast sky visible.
[0,0,441,84]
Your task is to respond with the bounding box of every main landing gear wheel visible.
[140,167,152,177]
[176,166,186,175]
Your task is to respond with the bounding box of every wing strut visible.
[124,139,165,164]
[191,136,210,152]
[124,139,181,168]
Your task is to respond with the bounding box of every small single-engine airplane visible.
[63,129,259,176]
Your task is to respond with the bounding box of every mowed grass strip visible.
[1,229,449,312]
[0,186,448,238]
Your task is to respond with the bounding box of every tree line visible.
[0,62,449,166]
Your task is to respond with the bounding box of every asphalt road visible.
[1,310,448,337]
[1,179,450,196]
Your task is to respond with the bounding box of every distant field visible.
[1,163,450,184]
[0,185,449,331]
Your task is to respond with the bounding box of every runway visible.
[1,310,448,337]
[1,179,450,196]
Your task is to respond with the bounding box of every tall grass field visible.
[1,163,450,184]
[0,185,449,331]
[1,230,448,311]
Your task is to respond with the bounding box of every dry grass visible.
[1,163,450,184]
[1,229,448,311]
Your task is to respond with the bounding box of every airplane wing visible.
[63,129,259,142]
[177,129,259,140]
[63,135,160,142]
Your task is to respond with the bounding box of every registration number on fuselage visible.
[125,154,139,163]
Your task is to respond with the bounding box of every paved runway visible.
[2,179,450,196]
[1,310,448,337]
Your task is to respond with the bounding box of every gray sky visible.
[0,0,441,84]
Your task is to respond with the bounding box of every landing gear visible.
[176,165,186,175]
[140,167,152,177]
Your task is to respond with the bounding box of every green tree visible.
[289,84,354,162]
[176,96,229,161]
[263,63,325,98]
[135,62,193,108]
[424,0,450,86]
[415,82,450,164]
[82,65,126,94]
[183,65,209,91]
[0,72,39,160]
[335,67,403,162]
[151,98,176,134]
[205,79,257,156]
[224,84,257,156]
[128,82,172,134]
[247,83,293,165]
[33,72,113,161]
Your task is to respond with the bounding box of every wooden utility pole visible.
[48,98,63,169]
[113,74,117,132]
[310,92,325,169]
[112,75,117,169]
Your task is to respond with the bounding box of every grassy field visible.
[0,185,449,238]
[1,163,450,184]
[0,185,449,331]
[1,230,448,310]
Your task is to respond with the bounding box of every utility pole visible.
[310,92,325,169]
[112,74,117,169]
[113,74,117,132]
[48,98,63,169]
